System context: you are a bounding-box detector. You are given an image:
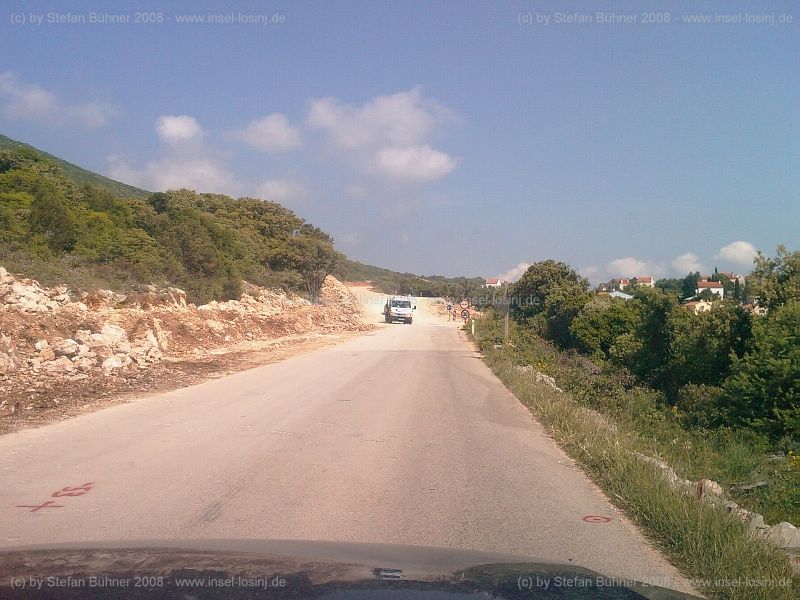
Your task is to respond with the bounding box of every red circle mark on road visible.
[582,515,612,523]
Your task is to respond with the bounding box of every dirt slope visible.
[0,266,372,432]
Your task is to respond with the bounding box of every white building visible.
[696,280,725,298]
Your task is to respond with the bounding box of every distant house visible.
[635,275,655,288]
[485,278,502,288]
[683,299,713,315]
[742,301,768,316]
[719,271,747,286]
[606,277,630,291]
[608,290,634,301]
[696,280,725,298]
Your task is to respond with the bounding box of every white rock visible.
[101,355,124,373]
[766,522,800,550]
[0,333,12,352]
[699,479,724,498]
[43,356,75,373]
[52,338,80,357]
[0,352,17,374]
[34,340,49,351]
[71,355,96,372]
[100,324,128,344]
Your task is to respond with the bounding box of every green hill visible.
[336,258,484,298]
[0,134,481,300]
[0,133,150,200]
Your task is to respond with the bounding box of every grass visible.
[471,318,799,600]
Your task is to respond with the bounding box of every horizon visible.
[1,0,797,282]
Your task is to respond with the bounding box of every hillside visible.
[0,134,482,301]
[0,133,150,200]
[0,141,340,303]
[336,258,484,297]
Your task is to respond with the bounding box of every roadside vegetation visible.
[470,253,799,599]
[0,139,482,306]
[0,146,342,304]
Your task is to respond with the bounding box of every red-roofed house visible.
[696,280,725,298]
[635,275,655,288]
[485,278,501,288]
[608,277,630,291]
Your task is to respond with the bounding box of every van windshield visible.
[391,300,411,308]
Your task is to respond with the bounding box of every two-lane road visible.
[1,299,691,592]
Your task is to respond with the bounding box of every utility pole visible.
[503,281,510,343]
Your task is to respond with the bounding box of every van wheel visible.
[406,318,413,324]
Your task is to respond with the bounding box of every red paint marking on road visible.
[582,515,612,523]
[19,483,95,513]
[52,482,94,497]
[17,500,64,512]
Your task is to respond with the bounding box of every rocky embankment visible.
[0,266,371,430]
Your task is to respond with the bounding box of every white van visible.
[383,296,416,324]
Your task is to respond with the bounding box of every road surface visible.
[0,294,692,593]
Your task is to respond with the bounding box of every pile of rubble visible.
[0,266,370,421]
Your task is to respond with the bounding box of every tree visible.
[610,288,677,393]
[696,288,717,301]
[510,260,591,347]
[297,238,342,304]
[749,245,800,310]
[511,260,589,319]
[27,181,77,252]
[722,301,800,442]
[655,277,683,297]
[271,232,342,304]
[680,271,701,301]
[667,303,752,390]
[570,297,638,360]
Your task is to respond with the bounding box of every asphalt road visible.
[0,295,693,593]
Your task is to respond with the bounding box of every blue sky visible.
[1,0,797,281]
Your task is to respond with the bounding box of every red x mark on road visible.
[16,500,65,512]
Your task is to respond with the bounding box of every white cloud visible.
[108,116,240,193]
[381,196,422,218]
[155,115,203,144]
[716,241,758,268]
[374,145,457,183]
[605,257,665,279]
[671,252,704,275]
[255,179,308,204]
[307,87,457,184]
[343,183,368,199]
[232,113,302,152]
[0,71,116,128]
[307,86,452,149]
[497,262,531,283]
[336,232,362,246]
[606,257,648,277]
[109,154,239,195]
[580,265,601,281]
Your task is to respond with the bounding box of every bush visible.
[676,384,726,430]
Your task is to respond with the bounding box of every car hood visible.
[0,539,701,599]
